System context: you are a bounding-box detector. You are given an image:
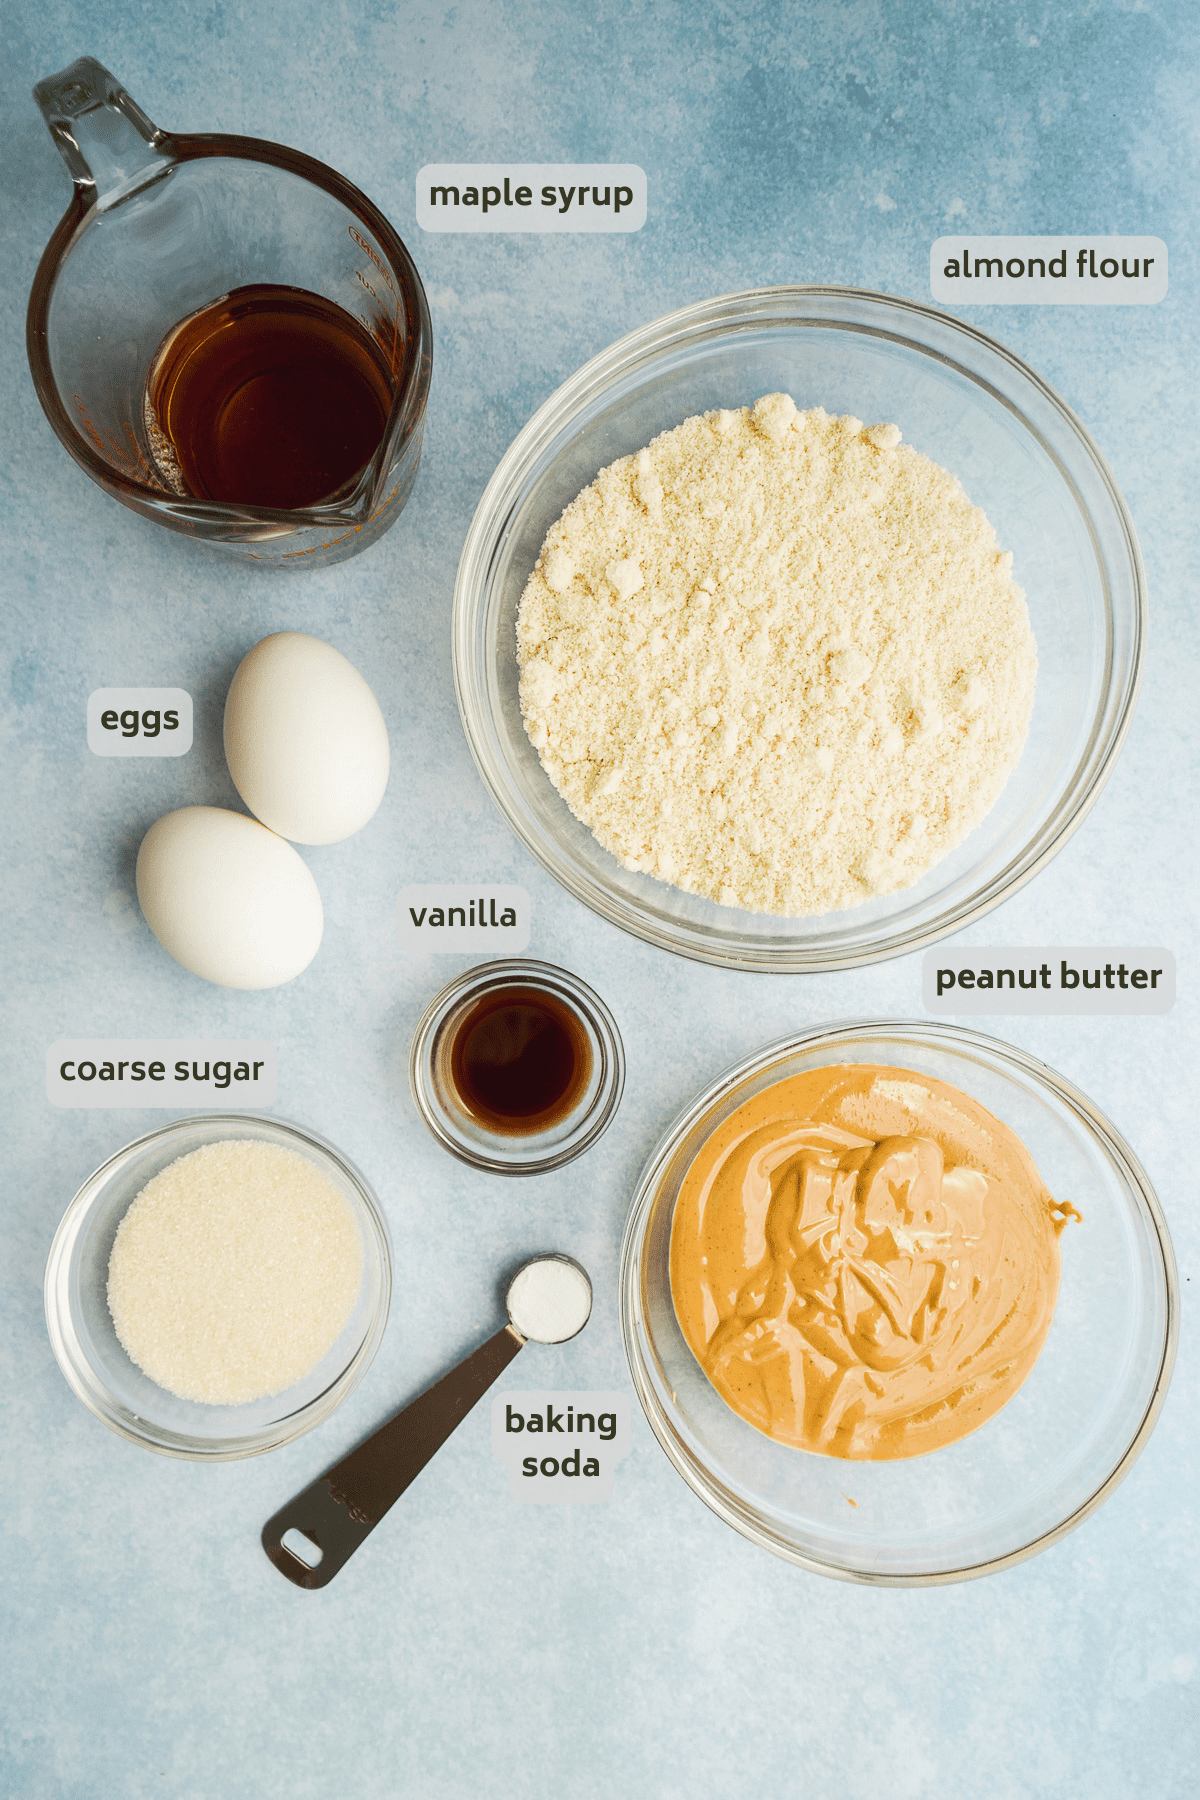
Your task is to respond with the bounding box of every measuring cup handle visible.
[262,1323,526,1589]
[33,56,171,206]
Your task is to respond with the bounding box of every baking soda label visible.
[492,1392,631,1503]
[87,688,192,755]
[47,1040,277,1107]
[930,237,1167,304]
[417,166,646,232]
[923,949,1174,1014]
[398,885,530,953]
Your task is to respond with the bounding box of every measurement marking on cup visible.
[71,394,169,484]
[348,225,395,291]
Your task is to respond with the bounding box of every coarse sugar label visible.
[922,949,1174,1015]
[398,884,530,953]
[930,237,1167,304]
[47,1040,277,1107]
[492,1392,631,1503]
[87,688,192,755]
[416,165,646,232]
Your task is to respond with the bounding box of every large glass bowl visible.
[453,287,1144,970]
[620,1022,1176,1583]
[44,1114,392,1460]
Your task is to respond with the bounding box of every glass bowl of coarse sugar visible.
[452,286,1145,971]
[44,1114,392,1459]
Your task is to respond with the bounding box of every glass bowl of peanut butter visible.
[619,1020,1176,1583]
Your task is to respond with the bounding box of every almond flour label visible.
[923,949,1175,1014]
[930,237,1167,304]
[416,165,646,232]
[492,1392,631,1503]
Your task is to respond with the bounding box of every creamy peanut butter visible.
[670,1064,1079,1460]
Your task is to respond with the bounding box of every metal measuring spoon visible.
[262,1254,592,1588]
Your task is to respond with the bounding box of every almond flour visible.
[517,395,1036,915]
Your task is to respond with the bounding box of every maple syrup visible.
[145,284,394,509]
[447,985,593,1135]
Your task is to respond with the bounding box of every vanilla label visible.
[397,884,530,952]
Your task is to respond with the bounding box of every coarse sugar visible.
[107,1138,362,1404]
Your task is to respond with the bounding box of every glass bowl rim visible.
[44,1110,393,1460]
[452,283,1146,972]
[619,1016,1178,1584]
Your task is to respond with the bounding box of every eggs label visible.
[46,1040,277,1108]
[398,884,530,953]
[87,688,192,756]
[491,1393,631,1504]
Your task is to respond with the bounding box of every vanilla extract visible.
[447,985,592,1135]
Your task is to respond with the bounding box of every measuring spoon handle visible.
[263,1322,525,1588]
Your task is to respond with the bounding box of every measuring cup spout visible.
[33,56,173,211]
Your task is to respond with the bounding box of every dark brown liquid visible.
[147,284,394,509]
[448,986,592,1135]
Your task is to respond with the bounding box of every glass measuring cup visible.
[27,57,432,568]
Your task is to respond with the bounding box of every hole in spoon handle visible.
[262,1323,525,1588]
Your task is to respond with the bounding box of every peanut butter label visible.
[923,948,1175,1014]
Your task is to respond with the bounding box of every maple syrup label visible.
[416,165,646,233]
[397,884,531,952]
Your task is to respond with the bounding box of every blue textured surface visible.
[2,3,1197,1796]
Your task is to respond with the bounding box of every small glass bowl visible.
[620,1021,1177,1583]
[44,1114,392,1460]
[409,958,625,1174]
[453,286,1145,970]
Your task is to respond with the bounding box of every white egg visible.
[223,632,390,845]
[136,806,323,990]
